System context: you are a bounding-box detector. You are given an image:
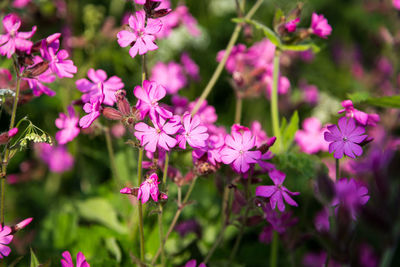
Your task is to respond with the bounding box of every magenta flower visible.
[13,217,33,232]
[117,10,162,58]
[250,121,269,147]
[134,80,172,120]
[12,0,31,8]
[256,170,300,212]
[177,112,209,149]
[220,127,261,173]
[394,0,400,9]
[55,105,80,145]
[37,143,74,173]
[184,259,206,267]
[332,178,369,220]
[338,100,380,126]
[314,208,330,232]
[150,62,187,94]
[79,96,103,129]
[41,38,77,78]
[0,13,36,58]
[0,224,13,259]
[310,13,332,38]
[61,251,90,267]
[134,0,161,4]
[324,117,368,159]
[285,18,300,32]
[192,132,225,166]
[76,69,124,106]
[134,116,181,152]
[295,117,328,154]
[138,173,160,203]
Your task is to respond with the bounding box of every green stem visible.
[191,0,264,116]
[270,231,279,267]
[137,148,145,262]
[104,127,121,185]
[1,75,21,225]
[271,51,281,152]
[335,158,340,181]
[151,177,198,265]
[234,95,243,124]
[157,152,169,265]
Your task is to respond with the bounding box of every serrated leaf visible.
[365,95,400,108]
[281,43,320,53]
[282,111,299,151]
[233,18,282,47]
[105,237,122,263]
[30,248,40,267]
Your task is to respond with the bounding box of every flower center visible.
[343,137,348,142]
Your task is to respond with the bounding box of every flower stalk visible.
[271,50,282,152]
[270,231,279,267]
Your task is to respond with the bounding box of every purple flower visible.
[324,117,368,159]
[150,62,187,95]
[138,173,160,203]
[134,0,161,4]
[55,105,80,144]
[76,69,124,106]
[134,116,180,152]
[314,208,330,232]
[338,100,380,126]
[134,80,172,120]
[181,52,200,80]
[117,10,162,58]
[332,178,370,220]
[79,96,103,129]
[220,127,261,173]
[295,117,328,154]
[0,13,36,58]
[61,251,90,267]
[41,37,77,78]
[285,18,300,32]
[0,224,13,259]
[177,112,209,149]
[256,170,299,212]
[184,259,206,267]
[310,13,332,38]
[37,143,74,173]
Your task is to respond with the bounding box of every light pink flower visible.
[285,18,300,32]
[76,69,124,106]
[134,80,172,120]
[0,14,36,58]
[0,224,13,259]
[295,117,328,154]
[256,169,300,212]
[134,116,180,152]
[301,84,319,105]
[150,62,187,94]
[79,95,103,129]
[61,251,90,267]
[37,143,74,173]
[338,100,380,126]
[55,105,80,144]
[138,173,160,203]
[177,112,209,149]
[220,127,261,173]
[117,10,162,58]
[310,13,332,38]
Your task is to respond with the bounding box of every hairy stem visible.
[157,152,169,265]
[271,50,281,152]
[104,127,121,185]
[137,148,145,262]
[191,0,264,115]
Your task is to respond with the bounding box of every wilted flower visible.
[61,251,90,267]
[310,13,332,38]
[138,173,160,203]
[0,13,37,58]
[324,117,367,159]
[55,105,80,144]
[0,224,13,259]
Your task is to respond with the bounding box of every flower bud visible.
[102,107,123,120]
[23,61,50,78]
[11,217,33,234]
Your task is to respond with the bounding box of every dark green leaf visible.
[365,95,400,108]
[282,111,299,151]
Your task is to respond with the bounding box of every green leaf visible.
[365,95,400,108]
[282,111,299,151]
[281,43,320,53]
[233,18,282,47]
[30,248,40,267]
[105,237,122,263]
[76,198,128,234]
[347,91,371,103]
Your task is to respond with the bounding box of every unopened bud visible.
[103,107,123,120]
[258,136,277,153]
[11,217,33,233]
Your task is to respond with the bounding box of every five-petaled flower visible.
[256,169,300,212]
[61,251,90,267]
[56,105,80,144]
[138,173,160,203]
[324,117,367,159]
[117,10,162,58]
[0,224,13,259]
[177,112,209,149]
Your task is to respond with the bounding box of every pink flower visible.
[134,116,180,152]
[8,128,18,137]
[393,0,400,10]
[250,121,269,148]
[76,69,124,106]
[310,13,332,38]
[150,62,187,94]
[138,173,160,203]
[338,100,380,126]
[79,96,103,129]
[177,112,209,149]
[134,80,172,120]
[220,127,261,173]
[0,14,36,58]
[61,251,90,267]
[217,44,247,73]
[0,224,13,259]
[37,143,74,173]
[324,117,368,159]
[55,105,80,144]
[181,53,200,80]
[134,0,161,4]
[12,0,31,8]
[285,18,300,32]
[184,259,206,267]
[256,170,300,212]
[188,99,217,126]
[117,10,162,58]
[301,84,319,105]
[295,117,328,154]
[41,37,77,78]
[13,217,33,232]
[192,132,225,166]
